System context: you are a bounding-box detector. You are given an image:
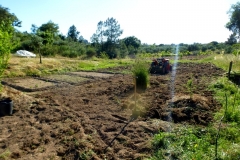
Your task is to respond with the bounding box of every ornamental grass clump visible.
[132,60,149,92]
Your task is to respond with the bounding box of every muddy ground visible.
[0,62,224,159]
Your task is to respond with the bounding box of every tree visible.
[31,24,38,34]
[0,22,13,77]
[78,35,88,44]
[38,21,59,35]
[67,25,79,42]
[0,6,19,79]
[225,33,237,45]
[119,40,129,58]
[104,17,123,43]
[123,36,141,53]
[37,21,59,45]
[226,2,240,40]
[31,35,43,63]
[91,21,105,51]
[0,5,21,27]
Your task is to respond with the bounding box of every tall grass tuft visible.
[132,60,149,91]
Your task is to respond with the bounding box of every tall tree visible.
[226,2,240,40]
[67,25,79,42]
[37,21,59,45]
[97,21,104,48]
[104,17,123,43]
[91,21,105,51]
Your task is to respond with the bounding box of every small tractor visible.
[149,57,172,74]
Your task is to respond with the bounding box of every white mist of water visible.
[168,44,179,122]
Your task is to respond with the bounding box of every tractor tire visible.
[162,67,165,74]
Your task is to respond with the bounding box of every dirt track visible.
[0,62,224,159]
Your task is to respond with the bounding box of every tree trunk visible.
[39,48,42,64]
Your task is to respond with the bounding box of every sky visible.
[1,0,239,44]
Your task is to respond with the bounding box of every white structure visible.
[16,50,36,57]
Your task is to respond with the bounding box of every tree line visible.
[1,2,240,61]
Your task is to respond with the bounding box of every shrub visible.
[99,51,109,59]
[132,60,149,91]
[41,45,58,56]
[85,47,96,57]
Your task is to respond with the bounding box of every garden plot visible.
[1,78,56,92]
[0,63,226,159]
[42,74,90,85]
[69,71,115,78]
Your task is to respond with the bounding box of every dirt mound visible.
[149,94,220,125]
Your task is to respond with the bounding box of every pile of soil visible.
[0,62,224,159]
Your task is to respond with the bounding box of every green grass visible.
[149,125,240,160]
[0,150,11,159]
[209,77,240,123]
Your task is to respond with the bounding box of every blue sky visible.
[1,0,239,44]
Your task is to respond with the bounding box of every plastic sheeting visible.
[16,50,36,57]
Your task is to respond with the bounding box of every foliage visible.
[150,125,240,160]
[38,20,59,36]
[91,18,123,58]
[123,36,141,51]
[99,51,109,59]
[132,60,149,91]
[0,6,18,79]
[103,17,123,43]
[226,33,237,45]
[210,77,240,124]
[0,149,11,159]
[67,25,80,42]
[226,2,240,40]
[86,47,97,58]
[118,40,129,58]
[0,5,21,27]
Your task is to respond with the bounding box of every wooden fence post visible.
[228,61,233,79]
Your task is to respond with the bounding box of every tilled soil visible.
[0,62,224,159]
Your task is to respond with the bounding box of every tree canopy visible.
[0,5,18,77]
[123,36,141,49]
[226,2,240,40]
[0,5,21,27]
[104,17,123,43]
[67,25,79,42]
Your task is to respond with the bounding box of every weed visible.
[0,150,11,159]
[79,150,94,160]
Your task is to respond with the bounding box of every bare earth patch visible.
[0,63,224,159]
[43,74,90,84]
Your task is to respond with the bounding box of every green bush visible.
[132,60,149,91]
[68,51,78,58]
[86,47,97,57]
[99,51,109,59]
[41,45,58,56]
